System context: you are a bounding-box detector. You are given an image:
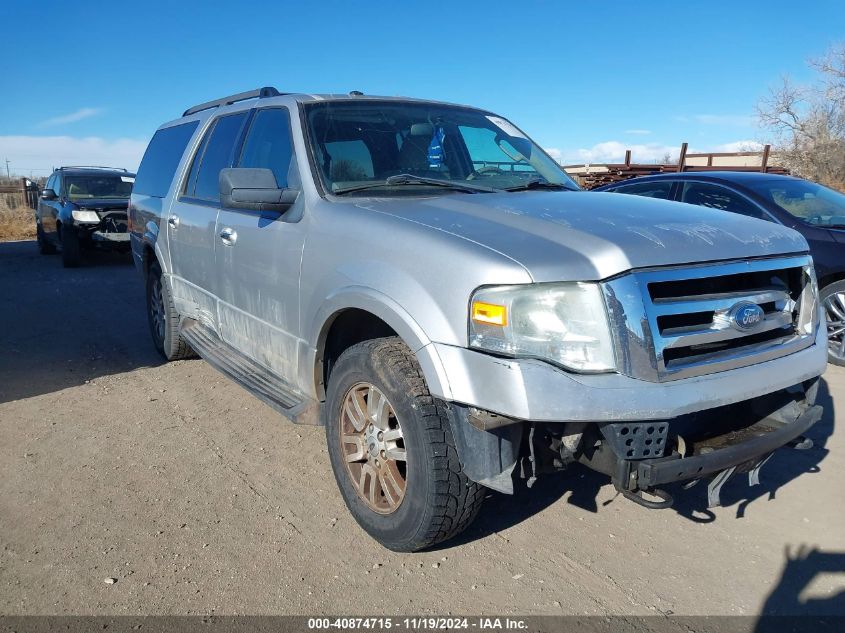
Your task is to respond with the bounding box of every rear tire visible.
[821,280,845,366]
[61,226,81,268]
[146,261,194,361]
[36,223,56,254]
[325,337,485,552]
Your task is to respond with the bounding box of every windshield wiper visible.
[503,178,576,192]
[333,174,498,195]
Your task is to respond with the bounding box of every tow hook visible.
[620,487,673,509]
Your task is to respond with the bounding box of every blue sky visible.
[1,0,843,176]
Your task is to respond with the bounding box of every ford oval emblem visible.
[729,302,764,331]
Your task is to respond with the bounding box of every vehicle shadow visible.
[435,465,607,549]
[0,240,163,403]
[438,378,835,547]
[755,546,845,630]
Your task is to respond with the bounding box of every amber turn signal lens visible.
[471,301,507,326]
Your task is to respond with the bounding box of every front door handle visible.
[219,227,237,245]
[167,215,179,229]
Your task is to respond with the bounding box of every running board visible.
[180,319,319,426]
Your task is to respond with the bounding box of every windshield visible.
[303,101,579,195]
[746,178,845,227]
[64,175,133,200]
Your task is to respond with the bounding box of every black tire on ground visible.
[325,337,485,552]
[36,223,56,254]
[146,261,195,361]
[821,280,845,367]
[60,226,81,267]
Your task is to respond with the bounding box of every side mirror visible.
[41,188,57,200]
[219,168,298,213]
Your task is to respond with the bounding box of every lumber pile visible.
[564,143,789,190]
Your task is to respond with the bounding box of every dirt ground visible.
[1,240,843,618]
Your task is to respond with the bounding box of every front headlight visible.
[71,209,100,223]
[469,282,616,372]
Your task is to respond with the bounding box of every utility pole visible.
[4,159,9,178]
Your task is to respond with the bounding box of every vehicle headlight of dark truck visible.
[129,88,827,551]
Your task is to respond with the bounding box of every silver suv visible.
[130,87,827,551]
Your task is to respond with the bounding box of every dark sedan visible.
[595,172,845,365]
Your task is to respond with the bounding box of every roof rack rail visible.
[59,165,128,172]
[182,87,282,117]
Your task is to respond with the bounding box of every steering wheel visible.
[467,165,507,180]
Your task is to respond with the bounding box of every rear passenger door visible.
[215,107,305,381]
[167,111,249,330]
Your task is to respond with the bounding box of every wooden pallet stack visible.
[565,143,789,189]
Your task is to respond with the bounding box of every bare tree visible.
[660,151,678,166]
[757,44,845,190]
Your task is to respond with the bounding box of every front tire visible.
[821,280,845,366]
[60,226,81,267]
[325,337,485,552]
[146,262,194,361]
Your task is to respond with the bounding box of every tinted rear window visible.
[133,121,199,198]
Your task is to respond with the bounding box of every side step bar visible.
[180,319,319,426]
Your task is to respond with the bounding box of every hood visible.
[362,191,809,281]
[71,198,129,210]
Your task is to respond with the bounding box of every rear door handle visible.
[167,215,179,229]
[219,227,237,245]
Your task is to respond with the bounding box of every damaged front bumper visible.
[582,381,823,508]
[635,404,821,489]
[448,376,824,509]
[72,210,130,246]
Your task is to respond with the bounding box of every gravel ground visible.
[1,240,843,617]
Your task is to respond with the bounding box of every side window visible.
[191,112,249,201]
[45,174,56,193]
[614,181,673,199]
[183,127,211,196]
[238,108,295,188]
[134,121,199,198]
[680,182,770,221]
[53,174,63,196]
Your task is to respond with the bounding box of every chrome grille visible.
[603,255,818,382]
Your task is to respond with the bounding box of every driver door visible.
[214,107,306,382]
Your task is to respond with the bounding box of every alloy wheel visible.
[824,290,845,362]
[149,277,166,344]
[340,382,407,514]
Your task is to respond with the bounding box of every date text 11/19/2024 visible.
[307,617,528,630]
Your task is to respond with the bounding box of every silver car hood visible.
[365,191,809,281]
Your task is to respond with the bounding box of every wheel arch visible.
[309,287,452,403]
[818,270,845,292]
